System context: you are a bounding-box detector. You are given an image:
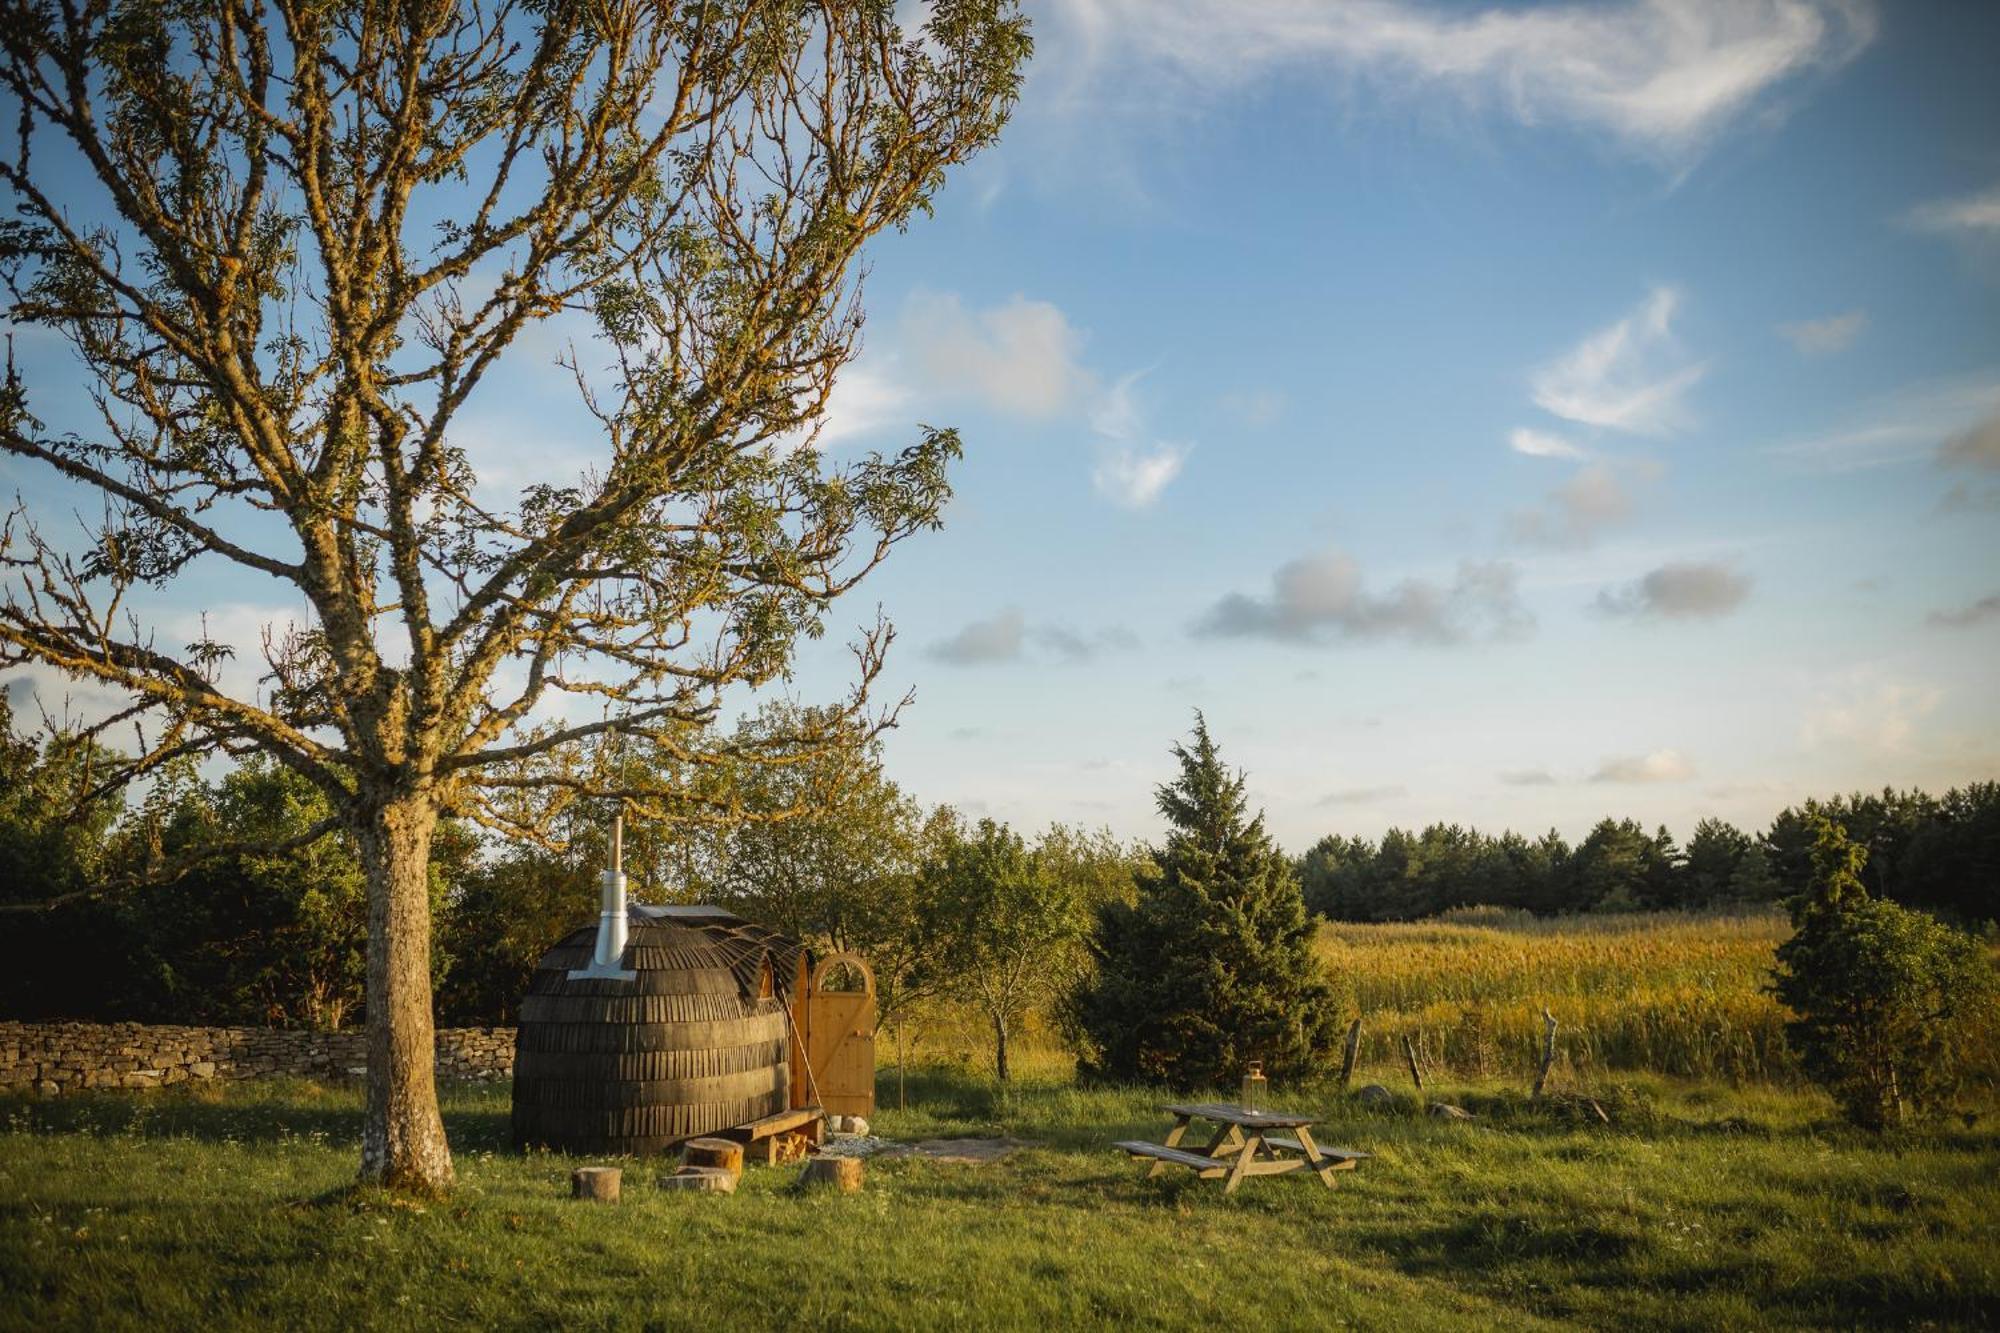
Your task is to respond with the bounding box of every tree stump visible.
[657,1166,735,1194]
[570,1166,621,1203]
[798,1155,863,1193]
[682,1137,744,1179]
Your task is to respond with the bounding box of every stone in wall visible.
[0,1021,517,1093]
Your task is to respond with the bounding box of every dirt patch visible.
[816,1135,1030,1165]
[878,1136,1030,1165]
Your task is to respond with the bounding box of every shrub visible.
[1772,819,1997,1129]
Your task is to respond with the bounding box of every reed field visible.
[1321,908,1799,1083]
[903,909,2000,1096]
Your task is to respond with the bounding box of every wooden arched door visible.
[806,952,876,1118]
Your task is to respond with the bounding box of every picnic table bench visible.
[1115,1101,1368,1194]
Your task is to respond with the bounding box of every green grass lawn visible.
[2,1071,1995,1331]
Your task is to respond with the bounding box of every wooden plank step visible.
[718,1103,824,1142]
[1113,1140,1228,1175]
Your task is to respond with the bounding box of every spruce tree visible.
[1069,717,1339,1089]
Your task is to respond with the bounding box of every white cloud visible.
[1508,427,1589,460]
[1509,461,1645,547]
[1591,749,1695,783]
[925,607,1027,665]
[1800,672,1941,751]
[1042,0,1873,164]
[1089,369,1189,508]
[1778,309,1866,354]
[1093,444,1189,508]
[829,297,1188,509]
[1907,182,2000,234]
[1195,551,1534,646]
[2,661,141,735]
[1595,560,1752,619]
[1531,286,1706,435]
[904,290,1095,418]
[815,359,916,448]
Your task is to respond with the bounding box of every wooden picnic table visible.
[1114,1102,1368,1194]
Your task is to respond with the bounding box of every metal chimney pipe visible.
[593,811,628,969]
[569,809,635,981]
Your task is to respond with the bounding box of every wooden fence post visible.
[1532,1008,1558,1100]
[1339,1017,1363,1090]
[1401,1035,1424,1092]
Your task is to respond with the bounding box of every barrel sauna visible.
[511,906,799,1155]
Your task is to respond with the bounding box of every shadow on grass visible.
[1353,1213,1650,1274]
[0,1078,512,1153]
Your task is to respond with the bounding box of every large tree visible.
[0,0,1028,1191]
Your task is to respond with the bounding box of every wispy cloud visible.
[1042,0,1874,165]
[1767,375,2000,472]
[1800,671,1941,751]
[1907,182,2000,234]
[1089,370,1190,508]
[1036,623,1143,663]
[1221,387,1287,428]
[1928,593,2000,629]
[1316,785,1408,807]
[1508,427,1589,461]
[1778,309,1866,355]
[1938,482,2000,515]
[925,608,1141,666]
[1595,560,1752,619]
[1498,768,1558,787]
[1591,749,1695,783]
[1938,410,2000,471]
[1195,551,1534,646]
[1532,286,1706,435]
[1093,444,1188,508]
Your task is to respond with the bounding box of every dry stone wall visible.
[0,1021,514,1095]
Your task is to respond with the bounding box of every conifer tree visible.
[1069,716,1338,1089]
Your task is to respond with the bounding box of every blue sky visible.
[7,0,1999,852]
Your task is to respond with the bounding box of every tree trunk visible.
[354,794,453,1193]
[993,1012,1010,1083]
[1533,1008,1559,1100]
